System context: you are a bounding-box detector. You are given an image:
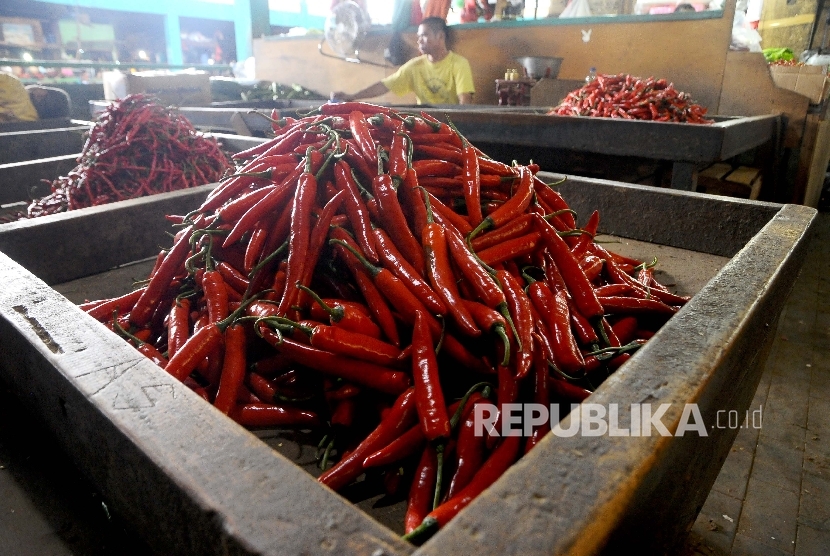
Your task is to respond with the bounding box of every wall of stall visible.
[254,1,736,111]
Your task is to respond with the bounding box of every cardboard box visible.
[769,65,829,104]
[697,164,762,200]
[102,70,211,106]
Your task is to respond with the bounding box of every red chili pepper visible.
[594,284,634,297]
[444,227,506,310]
[611,315,638,345]
[319,387,417,491]
[388,125,409,181]
[462,144,483,226]
[304,290,382,339]
[216,261,250,295]
[446,395,488,499]
[548,377,592,402]
[405,435,522,541]
[221,162,302,249]
[498,270,533,379]
[275,148,318,316]
[597,296,678,315]
[525,334,551,454]
[533,177,576,229]
[461,299,510,365]
[373,167,426,276]
[579,254,604,283]
[476,231,542,267]
[334,160,379,264]
[470,213,533,252]
[83,287,146,322]
[373,228,447,315]
[261,329,409,396]
[202,269,229,324]
[284,320,402,367]
[130,225,195,328]
[363,424,426,469]
[167,297,191,359]
[330,228,401,346]
[230,403,321,428]
[405,444,438,534]
[412,159,462,178]
[330,397,355,427]
[569,299,599,346]
[412,310,451,441]
[426,191,474,236]
[468,165,534,240]
[415,144,464,165]
[349,110,378,165]
[322,101,392,117]
[422,216,480,338]
[243,226,269,275]
[165,319,225,382]
[295,190,347,311]
[532,213,604,319]
[528,280,584,375]
[213,323,247,415]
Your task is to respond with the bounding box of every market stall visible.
[0,145,817,554]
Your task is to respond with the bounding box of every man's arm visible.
[458,92,473,105]
[330,81,390,102]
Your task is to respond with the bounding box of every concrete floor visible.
[1,214,828,555]
[683,212,830,556]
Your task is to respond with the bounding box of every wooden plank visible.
[0,184,215,285]
[0,153,78,205]
[0,256,413,556]
[803,118,830,208]
[0,126,88,165]
[718,51,810,148]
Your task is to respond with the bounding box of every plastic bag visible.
[731,11,762,52]
[560,0,592,18]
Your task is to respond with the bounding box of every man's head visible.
[417,17,451,60]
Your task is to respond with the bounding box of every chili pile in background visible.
[550,73,714,123]
[81,101,689,543]
[18,94,231,220]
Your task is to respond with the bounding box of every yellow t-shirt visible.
[382,51,474,105]
[0,73,38,123]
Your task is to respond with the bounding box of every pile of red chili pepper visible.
[80,101,689,543]
[23,94,230,219]
[549,73,714,123]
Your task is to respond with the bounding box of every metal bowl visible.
[515,56,563,80]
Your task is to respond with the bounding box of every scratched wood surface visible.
[0,176,818,554]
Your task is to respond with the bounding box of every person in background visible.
[330,17,475,105]
[674,3,697,11]
[0,70,38,123]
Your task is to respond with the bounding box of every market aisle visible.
[685,212,830,556]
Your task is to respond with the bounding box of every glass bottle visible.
[585,67,597,84]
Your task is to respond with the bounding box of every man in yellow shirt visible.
[331,17,475,105]
[0,71,39,123]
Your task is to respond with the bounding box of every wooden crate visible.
[0,177,816,555]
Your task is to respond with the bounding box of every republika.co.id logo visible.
[473,403,763,438]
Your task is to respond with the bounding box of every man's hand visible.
[459,92,474,105]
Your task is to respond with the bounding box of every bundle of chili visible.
[82,101,690,542]
[22,94,230,219]
[549,73,713,123]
